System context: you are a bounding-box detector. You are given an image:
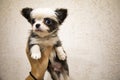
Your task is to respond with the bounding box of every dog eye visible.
[31,19,35,24]
[45,19,52,25]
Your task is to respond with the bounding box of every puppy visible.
[21,7,69,80]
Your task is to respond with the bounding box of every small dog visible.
[21,7,69,80]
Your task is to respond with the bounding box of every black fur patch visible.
[21,7,33,23]
[55,8,67,24]
[54,40,62,47]
[44,18,58,32]
[31,18,35,25]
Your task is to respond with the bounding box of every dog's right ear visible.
[21,7,33,22]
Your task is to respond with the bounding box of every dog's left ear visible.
[55,8,67,24]
[21,7,33,22]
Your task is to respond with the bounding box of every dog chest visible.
[30,37,58,46]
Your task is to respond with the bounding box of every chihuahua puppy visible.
[21,7,69,80]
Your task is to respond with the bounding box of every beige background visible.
[0,0,120,80]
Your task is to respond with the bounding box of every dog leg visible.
[48,69,60,80]
[55,46,66,60]
[62,61,69,80]
[62,70,69,80]
[30,45,41,59]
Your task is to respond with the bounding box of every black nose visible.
[36,24,40,28]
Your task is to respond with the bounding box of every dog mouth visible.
[35,29,43,32]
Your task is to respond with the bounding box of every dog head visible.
[21,7,67,37]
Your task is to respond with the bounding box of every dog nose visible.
[36,24,40,28]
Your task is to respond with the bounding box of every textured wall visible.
[0,0,120,80]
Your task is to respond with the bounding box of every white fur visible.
[55,47,66,60]
[31,8,57,21]
[30,45,41,59]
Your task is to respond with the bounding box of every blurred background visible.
[0,0,120,80]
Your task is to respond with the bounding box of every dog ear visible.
[55,8,67,24]
[21,7,33,22]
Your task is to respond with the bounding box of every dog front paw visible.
[55,47,67,60]
[31,53,41,59]
[58,52,67,60]
[30,45,41,60]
